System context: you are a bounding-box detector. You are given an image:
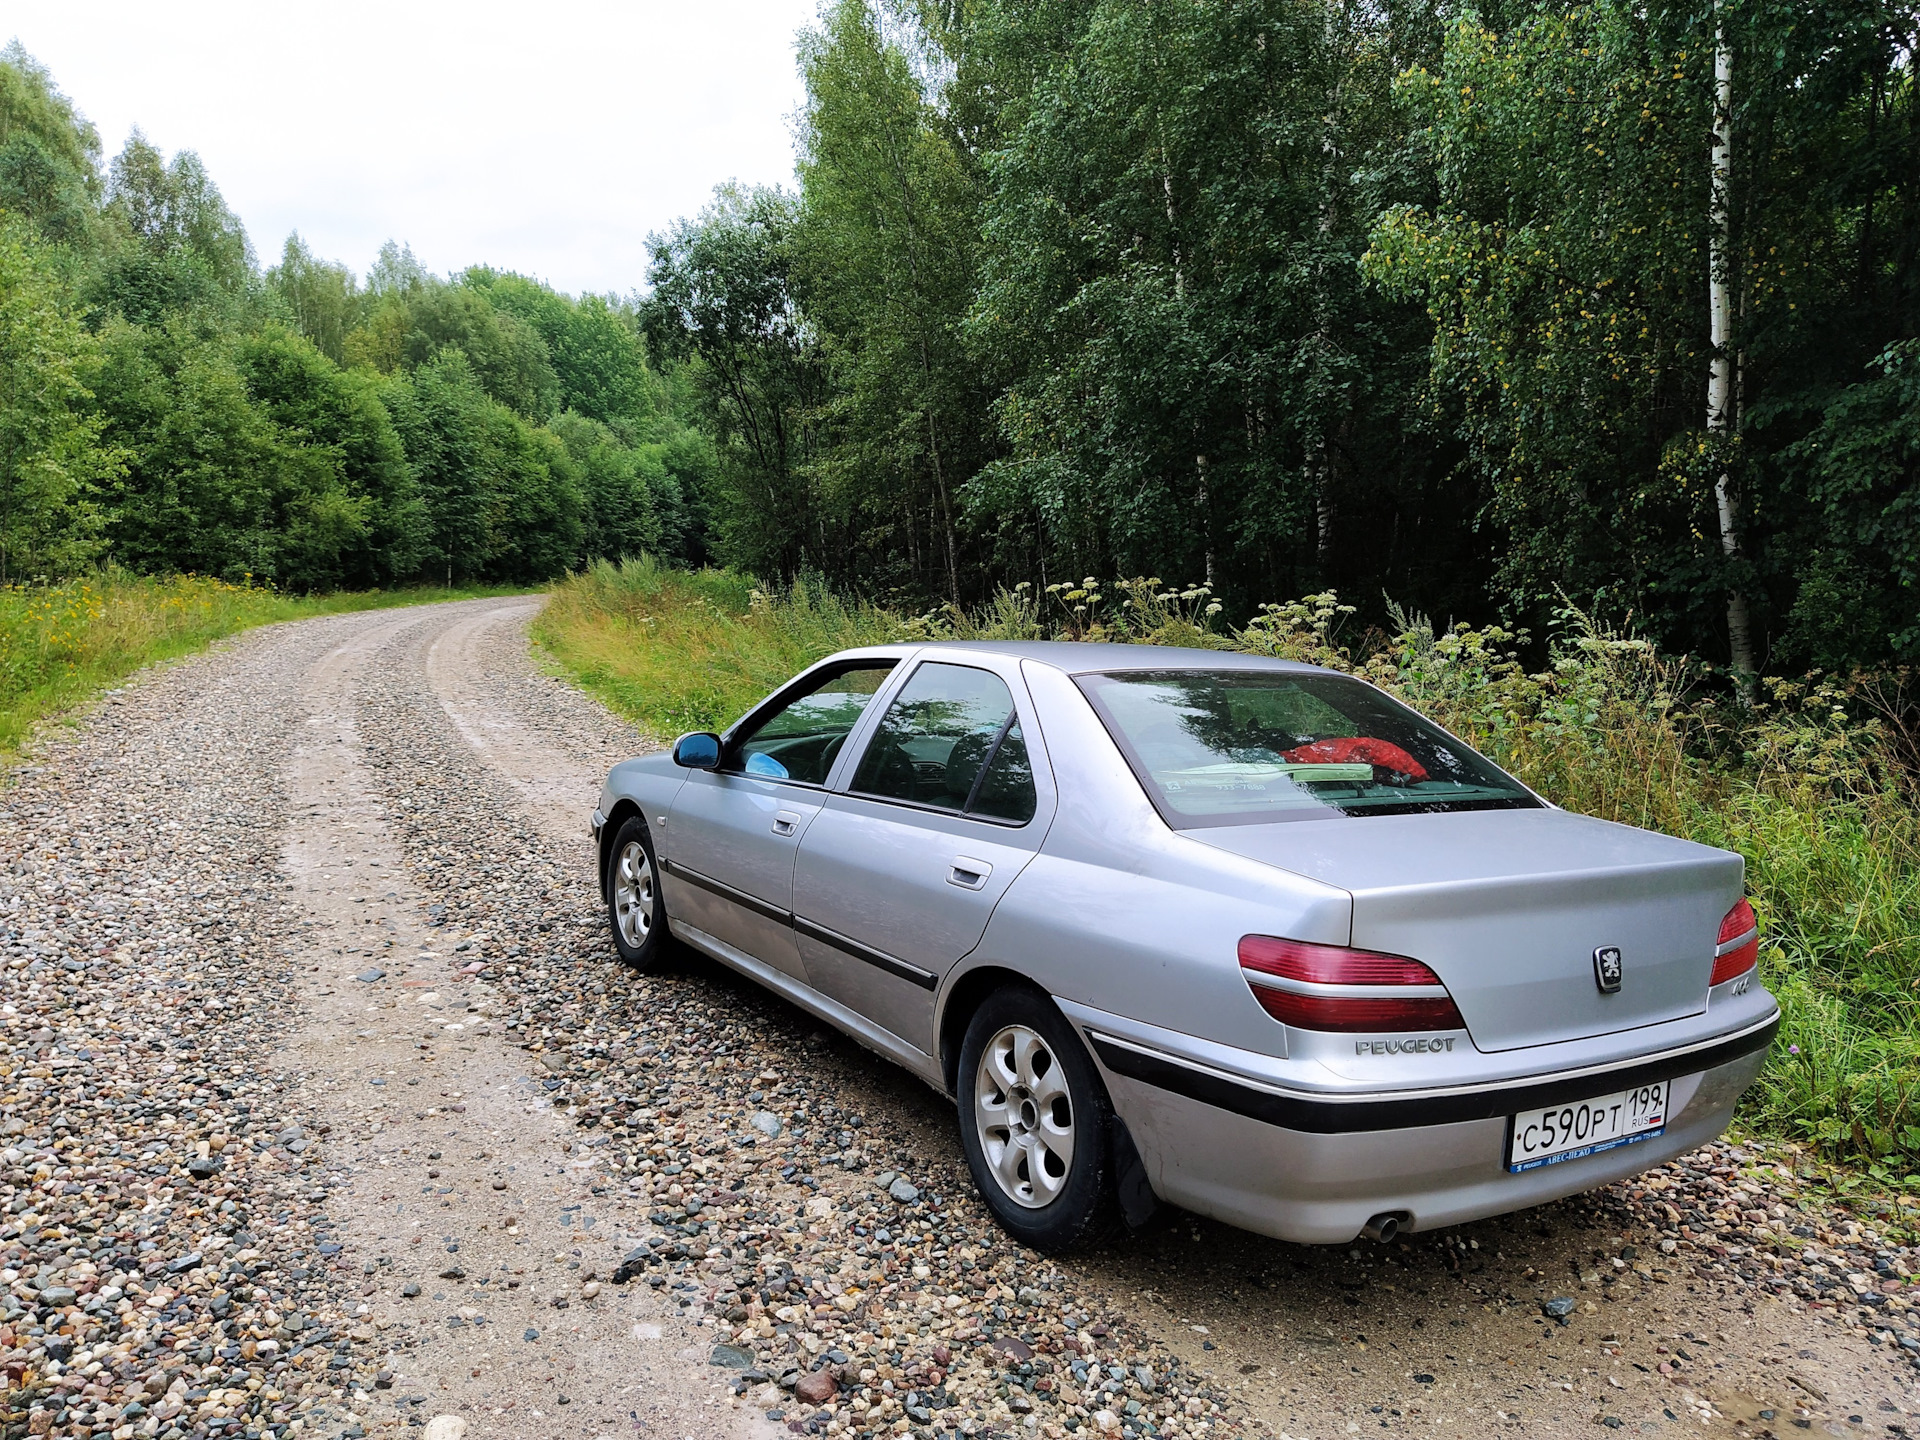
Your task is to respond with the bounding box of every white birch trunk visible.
[1708,5,1756,681]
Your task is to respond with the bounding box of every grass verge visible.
[535,558,1920,1175]
[0,570,532,760]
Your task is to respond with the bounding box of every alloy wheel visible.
[973,1023,1075,1209]
[612,840,654,948]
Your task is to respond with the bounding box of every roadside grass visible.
[530,556,902,737]
[0,570,532,760]
[535,559,1920,1175]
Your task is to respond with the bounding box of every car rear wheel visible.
[606,816,669,971]
[957,987,1120,1252]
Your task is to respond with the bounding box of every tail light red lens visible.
[1238,935,1467,1033]
[1711,897,1759,986]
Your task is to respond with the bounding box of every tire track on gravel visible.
[280,600,772,1440]
[2,611,432,1440]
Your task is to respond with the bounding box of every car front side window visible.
[850,662,1036,822]
[729,663,896,785]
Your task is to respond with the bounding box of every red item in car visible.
[1281,736,1429,782]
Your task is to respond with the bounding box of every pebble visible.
[794,1367,839,1404]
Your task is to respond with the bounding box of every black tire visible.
[605,816,670,971]
[956,986,1121,1252]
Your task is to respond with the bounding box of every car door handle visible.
[948,856,992,890]
[771,812,800,837]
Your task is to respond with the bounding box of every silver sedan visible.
[591,643,1777,1250]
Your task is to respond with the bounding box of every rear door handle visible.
[772,812,799,837]
[948,856,992,890]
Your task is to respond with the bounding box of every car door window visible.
[967,721,1037,823]
[731,663,895,785]
[850,663,1035,822]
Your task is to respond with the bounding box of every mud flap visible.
[1112,1116,1160,1229]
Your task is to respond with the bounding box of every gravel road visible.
[4,598,1919,1440]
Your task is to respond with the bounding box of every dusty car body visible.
[592,642,1776,1247]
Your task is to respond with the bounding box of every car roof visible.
[892,639,1336,676]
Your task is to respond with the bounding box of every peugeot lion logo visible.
[1593,946,1624,994]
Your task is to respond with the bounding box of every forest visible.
[2,0,1918,675]
[646,0,1918,678]
[0,42,709,594]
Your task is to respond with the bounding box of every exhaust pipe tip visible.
[1360,1212,1406,1244]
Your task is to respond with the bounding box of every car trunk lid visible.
[1191,808,1743,1052]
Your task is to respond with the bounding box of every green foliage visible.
[0,41,100,247]
[642,186,825,576]
[381,351,582,584]
[0,224,115,582]
[968,0,1448,609]
[794,0,992,599]
[473,271,660,427]
[1777,339,1920,665]
[631,0,1915,678]
[232,325,429,586]
[92,319,367,586]
[533,555,897,736]
[399,282,559,421]
[92,131,258,324]
[1366,6,1707,613]
[266,234,359,365]
[0,45,701,591]
[550,410,660,564]
[1364,0,1920,663]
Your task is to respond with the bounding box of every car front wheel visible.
[957,987,1120,1252]
[606,816,669,970]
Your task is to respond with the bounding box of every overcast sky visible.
[6,0,814,296]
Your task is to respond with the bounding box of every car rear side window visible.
[731,663,895,785]
[851,663,1037,823]
[1077,668,1539,826]
[968,722,1037,823]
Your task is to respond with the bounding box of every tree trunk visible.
[1195,452,1215,588]
[1310,0,1347,582]
[924,376,961,603]
[1708,4,1756,684]
[1,432,14,587]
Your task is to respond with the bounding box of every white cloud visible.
[7,0,813,295]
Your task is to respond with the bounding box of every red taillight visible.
[1711,897,1759,985]
[1238,935,1467,1033]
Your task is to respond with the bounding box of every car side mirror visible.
[672,732,722,770]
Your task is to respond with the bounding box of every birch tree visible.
[1706,0,1755,681]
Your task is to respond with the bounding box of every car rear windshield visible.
[1076,668,1541,826]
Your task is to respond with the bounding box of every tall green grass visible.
[0,569,531,759]
[536,560,1920,1173]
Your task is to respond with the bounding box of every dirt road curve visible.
[4,599,1918,1440]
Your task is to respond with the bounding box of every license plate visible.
[1507,1081,1668,1173]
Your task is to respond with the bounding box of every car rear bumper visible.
[1078,1009,1776,1245]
